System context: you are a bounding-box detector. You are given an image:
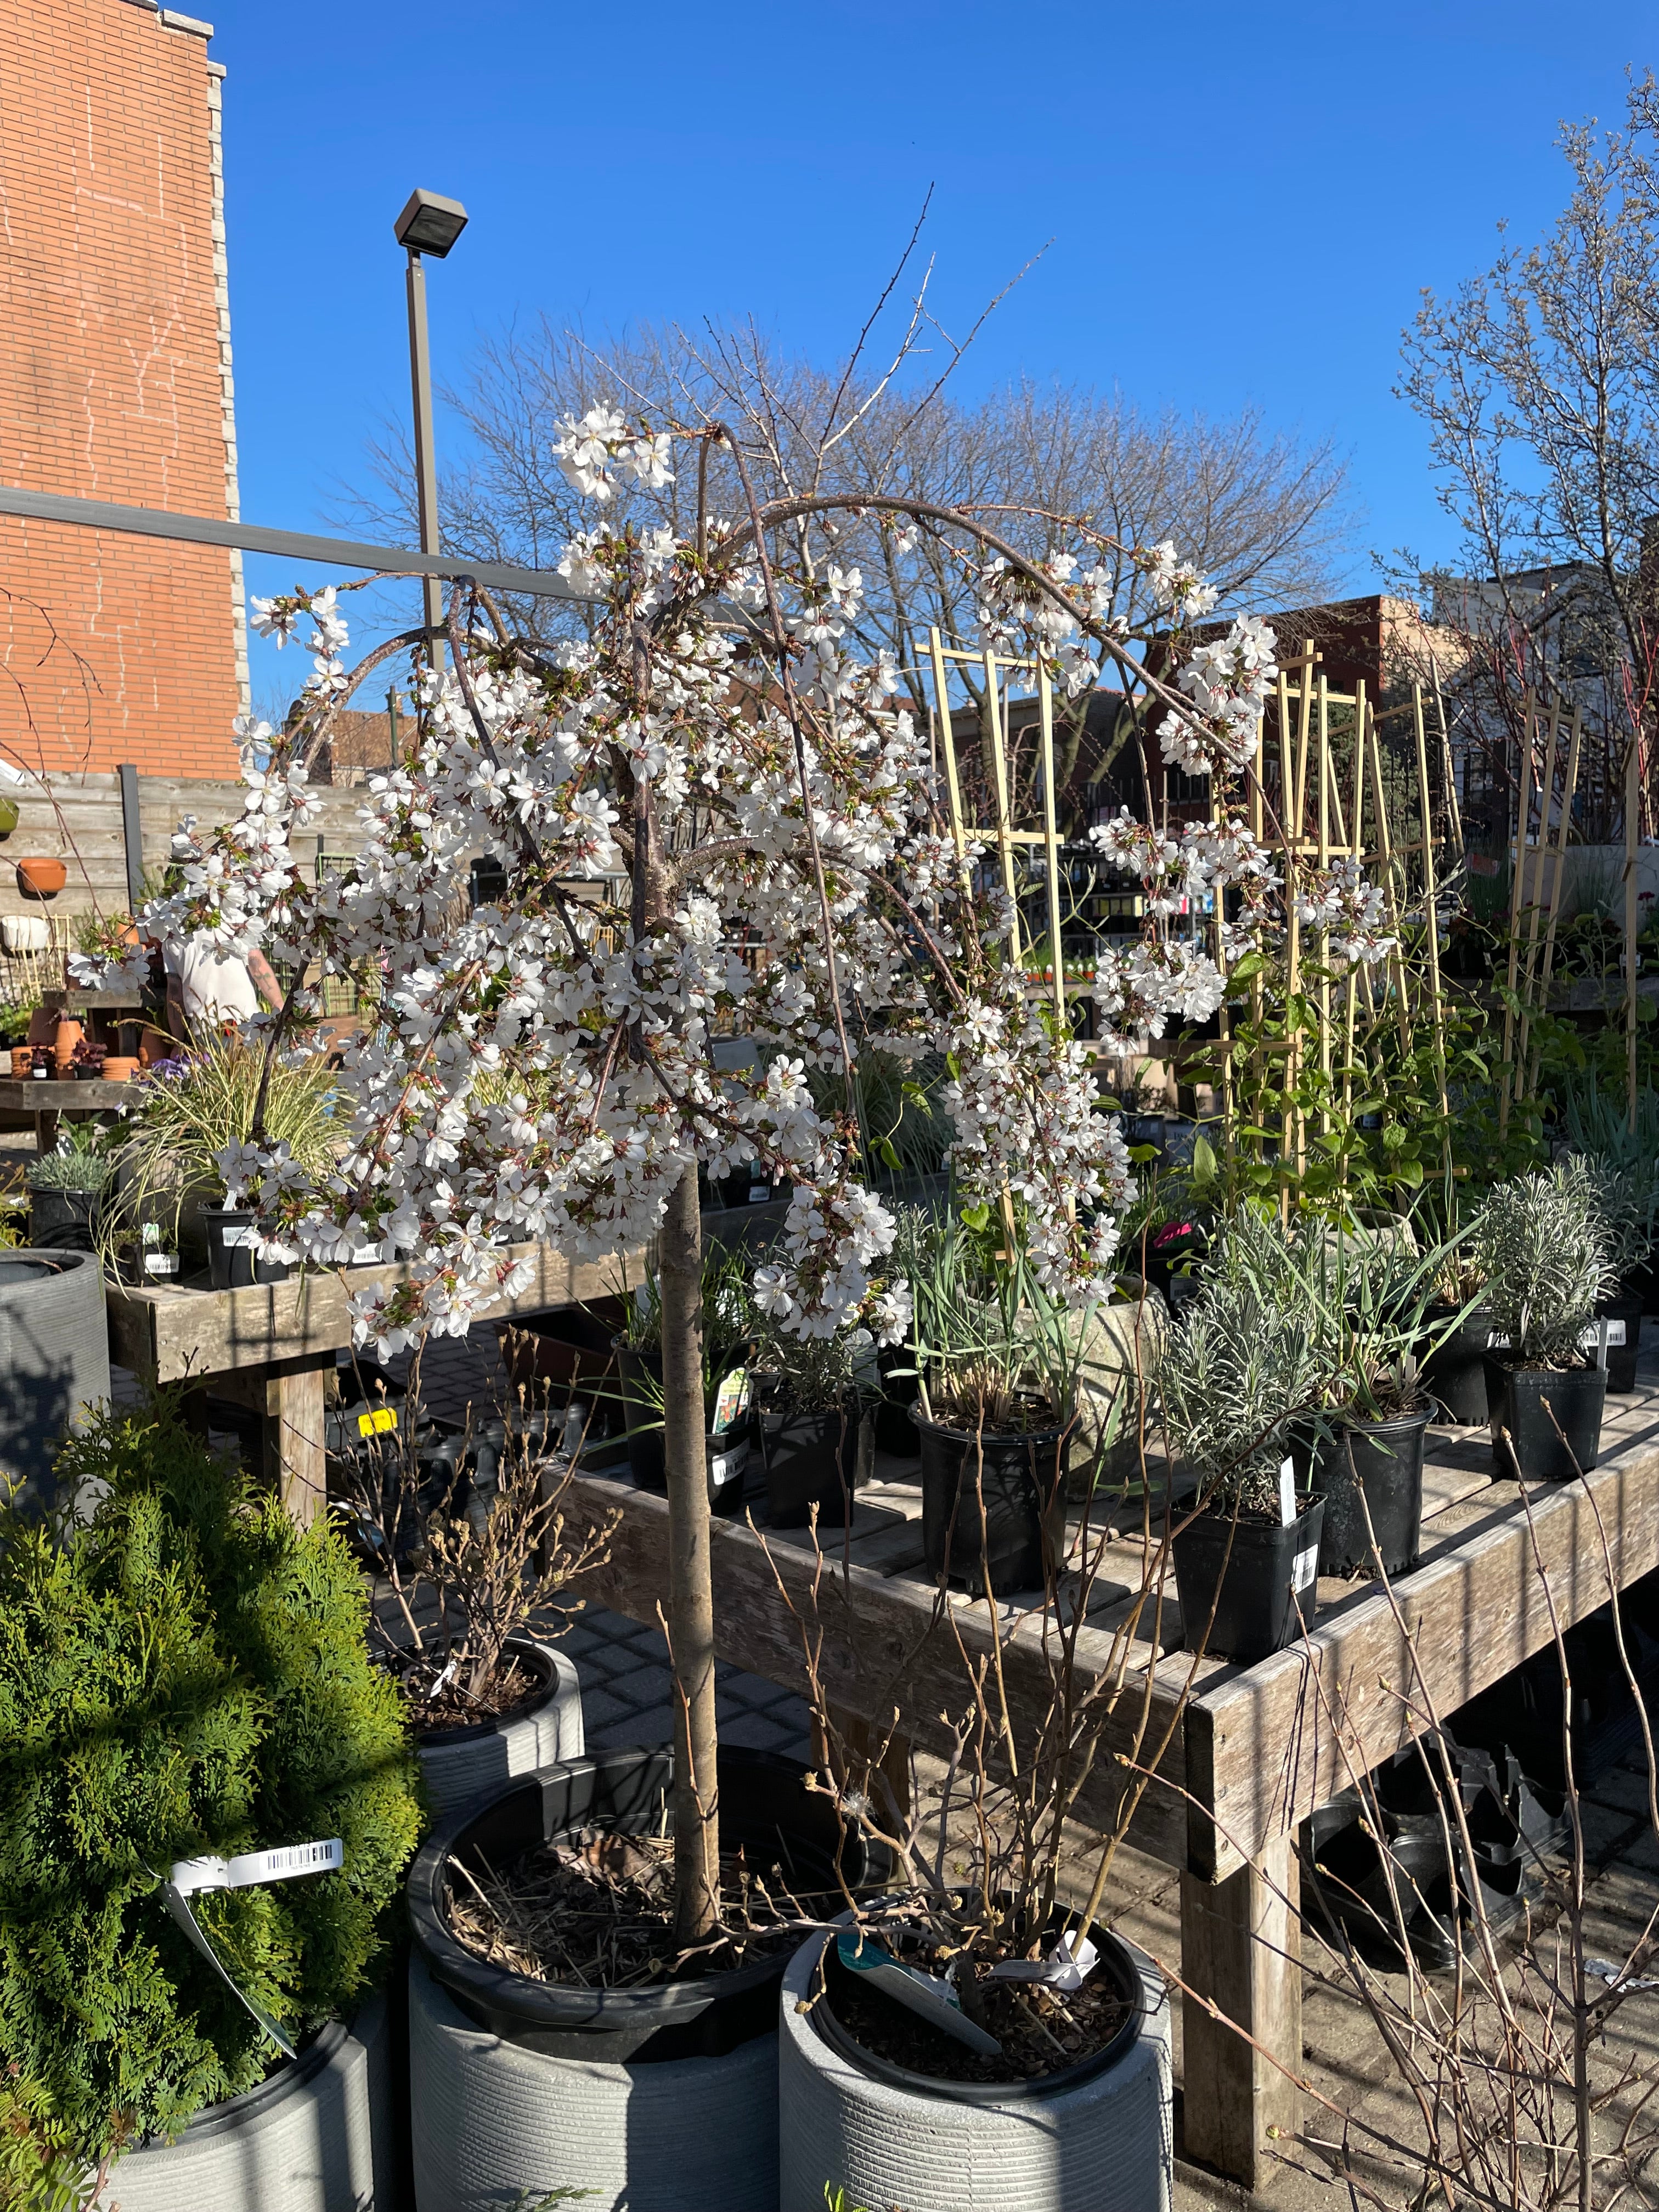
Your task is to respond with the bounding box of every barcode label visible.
[1292,1543,1319,1594]
[171,1837,343,1897]
[145,1252,179,1276]
[221,1224,257,1251]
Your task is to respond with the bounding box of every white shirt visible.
[164,937,260,1023]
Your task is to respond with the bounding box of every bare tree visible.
[1399,76,1659,839]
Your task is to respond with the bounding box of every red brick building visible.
[0,0,245,778]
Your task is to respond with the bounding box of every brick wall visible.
[0,1,244,779]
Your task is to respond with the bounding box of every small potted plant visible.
[1578,1157,1652,1392]
[1478,1159,1617,1479]
[101,1029,340,1286]
[1158,1224,1328,1661]
[611,1243,755,1508]
[905,1210,1075,1598]
[749,1300,876,1528]
[0,1403,422,2212]
[25,1129,114,1251]
[1423,1238,1496,1425]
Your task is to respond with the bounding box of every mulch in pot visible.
[389,1651,546,1734]
[819,1918,1132,2088]
[445,1826,817,1991]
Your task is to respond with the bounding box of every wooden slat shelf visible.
[106,1241,645,1384]
[0,1077,138,1106]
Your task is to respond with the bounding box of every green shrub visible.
[0,1406,422,2160]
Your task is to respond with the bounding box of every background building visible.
[0,0,246,781]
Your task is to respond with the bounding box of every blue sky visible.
[208,0,1659,715]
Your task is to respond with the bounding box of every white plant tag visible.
[220,1224,258,1251]
[989,1931,1099,1991]
[161,1838,343,2058]
[1278,1455,1296,1528]
[1487,1331,1511,1350]
[1580,1320,1625,1350]
[144,1252,179,1276]
[171,1838,343,1897]
[836,1933,1002,2055]
[1292,1543,1319,1595]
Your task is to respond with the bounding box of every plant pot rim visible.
[131,1995,382,2147]
[801,1922,1148,2105]
[1323,1400,1434,1434]
[408,1744,860,2035]
[910,1403,1071,1448]
[1178,1488,1323,1530]
[413,1634,560,1750]
[1482,1351,1602,1378]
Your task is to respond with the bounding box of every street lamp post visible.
[393,188,469,671]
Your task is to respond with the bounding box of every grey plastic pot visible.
[777,1928,1173,2211]
[415,1638,584,1822]
[0,1250,110,1517]
[101,1990,397,2212]
[409,1945,777,2212]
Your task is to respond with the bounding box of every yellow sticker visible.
[356,1407,398,1437]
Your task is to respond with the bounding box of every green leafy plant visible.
[0,1405,422,2164]
[749,1301,876,1417]
[901,1203,1080,1436]
[99,1028,340,1264]
[24,1150,112,1197]
[617,1240,754,1398]
[1476,1160,1618,1368]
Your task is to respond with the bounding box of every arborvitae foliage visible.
[0,1405,422,2160]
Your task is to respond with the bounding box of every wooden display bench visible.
[0,1074,139,1150]
[563,1347,1659,2188]
[105,1242,643,1524]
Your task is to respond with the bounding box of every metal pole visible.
[117,763,145,912]
[405,249,445,669]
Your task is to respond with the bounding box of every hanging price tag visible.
[357,1406,398,1437]
[161,1838,343,2058]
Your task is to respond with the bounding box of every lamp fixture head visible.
[394,188,469,258]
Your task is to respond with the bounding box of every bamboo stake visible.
[981,648,1022,961]
[1412,682,1451,1167]
[1317,673,1331,1134]
[1289,645,1316,1178]
[1340,686,1368,1135]
[1627,722,1641,1133]
[1278,667,1301,1187]
[1524,705,1583,1104]
[1498,690,1536,1142]
[1364,701,1414,1058]
[1513,705,1559,1105]
[1248,709,1265,1154]
[1036,661,1066,1029]
[927,628,974,905]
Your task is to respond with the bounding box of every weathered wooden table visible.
[565,1347,1659,2187]
[0,1074,137,1150]
[104,1244,641,1521]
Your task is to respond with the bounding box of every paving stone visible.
[597,1662,675,1711]
[716,1708,805,1753]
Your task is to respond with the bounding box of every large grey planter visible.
[415,1638,583,1821]
[102,1990,397,2212]
[0,1250,110,1516]
[408,1950,778,2212]
[777,1931,1173,2212]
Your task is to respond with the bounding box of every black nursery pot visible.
[26,1187,98,1254]
[873,1344,920,1456]
[913,1406,1066,1596]
[1483,1355,1606,1481]
[1423,1304,1497,1426]
[1172,1496,1325,1664]
[1595,1289,1644,1395]
[758,1397,860,1528]
[1301,1407,1431,1578]
[612,1339,749,1509]
[408,1745,888,2064]
[203,1204,290,1289]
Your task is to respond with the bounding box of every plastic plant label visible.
[161,1838,343,2059]
[1579,1321,1626,1348]
[989,1931,1099,1991]
[144,1252,179,1276]
[357,1406,398,1437]
[748,1183,770,1203]
[711,1367,750,1434]
[1292,1543,1319,1595]
[1487,1331,1511,1350]
[1278,1455,1296,1528]
[171,1838,343,1897]
[220,1224,258,1251]
[835,1932,1002,2056]
[709,1440,749,1486]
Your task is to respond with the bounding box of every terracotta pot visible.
[137,1024,175,1066]
[52,1017,82,1074]
[101,1056,137,1082]
[25,1007,55,1048]
[8,1048,29,1077]
[16,856,65,900]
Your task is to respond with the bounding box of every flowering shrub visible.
[74,417,1390,1359]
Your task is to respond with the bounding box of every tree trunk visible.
[660,1161,720,1947]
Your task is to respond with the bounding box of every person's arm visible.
[246,948,285,1013]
